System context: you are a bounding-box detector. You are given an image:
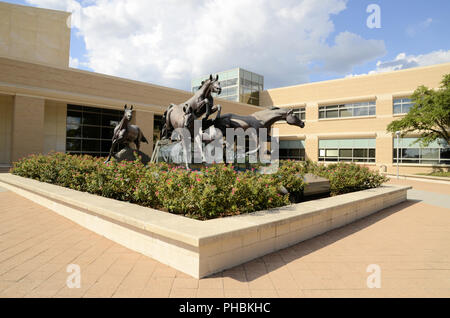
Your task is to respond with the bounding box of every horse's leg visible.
[135,131,142,151]
[161,124,168,140]
[105,139,117,163]
[204,101,212,120]
[196,98,210,119]
[211,104,221,118]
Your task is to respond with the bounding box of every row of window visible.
[219,78,237,88]
[393,148,450,165]
[278,138,449,165]
[221,86,238,96]
[285,98,413,121]
[240,78,263,92]
[318,138,376,163]
[393,137,450,164]
[191,78,263,94]
[65,105,448,166]
[319,148,376,162]
[319,102,376,119]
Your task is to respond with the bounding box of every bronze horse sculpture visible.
[104,105,149,163]
[202,107,305,141]
[160,74,222,140]
[197,107,305,161]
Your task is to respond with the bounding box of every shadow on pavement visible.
[220,199,421,282]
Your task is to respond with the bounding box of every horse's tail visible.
[140,130,149,144]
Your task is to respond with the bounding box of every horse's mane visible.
[203,80,213,97]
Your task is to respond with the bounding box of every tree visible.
[387,73,450,146]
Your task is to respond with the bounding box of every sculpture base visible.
[288,173,330,203]
[114,147,151,165]
[303,173,330,196]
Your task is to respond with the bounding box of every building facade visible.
[0,2,71,67]
[0,3,449,176]
[260,63,450,175]
[191,68,264,105]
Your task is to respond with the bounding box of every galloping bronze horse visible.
[197,107,305,161]
[104,105,149,163]
[203,107,305,139]
[160,74,222,140]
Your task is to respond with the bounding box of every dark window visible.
[82,126,101,139]
[66,124,81,138]
[66,139,81,152]
[153,114,165,145]
[66,105,123,157]
[339,149,352,157]
[319,147,375,162]
[279,148,305,161]
[82,112,101,125]
[441,148,450,159]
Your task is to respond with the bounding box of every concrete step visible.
[0,166,12,173]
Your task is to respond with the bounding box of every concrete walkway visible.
[0,179,449,298]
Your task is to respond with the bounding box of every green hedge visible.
[279,160,389,196]
[11,153,388,219]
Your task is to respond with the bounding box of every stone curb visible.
[0,173,411,278]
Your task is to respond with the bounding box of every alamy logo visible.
[167,121,281,173]
[66,264,81,289]
[366,4,381,29]
[366,264,381,288]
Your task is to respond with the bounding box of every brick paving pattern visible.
[0,179,449,298]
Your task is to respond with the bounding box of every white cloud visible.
[69,56,79,68]
[25,0,387,90]
[375,50,450,72]
[345,50,450,78]
[316,31,385,74]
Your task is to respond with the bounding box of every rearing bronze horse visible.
[160,74,222,140]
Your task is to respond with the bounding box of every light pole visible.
[395,131,401,179]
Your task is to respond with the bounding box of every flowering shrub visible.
[11,153,387,219]
[11,153,288,219]
[278,160,389,196]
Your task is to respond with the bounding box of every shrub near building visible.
[11,153,387,219]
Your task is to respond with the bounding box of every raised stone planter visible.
[0,173,410,279]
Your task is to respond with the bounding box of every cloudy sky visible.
[5,0,450,90]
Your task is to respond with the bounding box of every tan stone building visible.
[0,2,70,67]
[0,2,449,175]
[261,63,450,175]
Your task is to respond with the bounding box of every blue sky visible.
[318,0,450,81]
[3,0,450,90]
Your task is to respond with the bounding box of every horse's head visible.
[201,74,221,95]
[286,109,305,128]
[124,104,134,121]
